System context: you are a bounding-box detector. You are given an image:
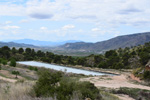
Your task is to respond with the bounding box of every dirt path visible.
[130,74,141,82]
[0,76,16,83]
[81,74,150,100]
[81,74,150,90]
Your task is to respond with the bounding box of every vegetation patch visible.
[33,68,102,100]
[111,87,150,100]
[100,91,120,100]
[133,67,150,82]
[29,66,38,71]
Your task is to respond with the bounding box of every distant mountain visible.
[10,39,82,47]
[60,32,150,53]
[0,42,37,48]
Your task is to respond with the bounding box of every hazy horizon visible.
[2,38,83,43]
[1,31,150,43]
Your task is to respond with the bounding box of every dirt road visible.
[81,74,150,90]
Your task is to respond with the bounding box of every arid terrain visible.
[81,74,150,90]
[1,65,150,100]
[81,72,150,100]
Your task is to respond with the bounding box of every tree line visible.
[0,42,150,70]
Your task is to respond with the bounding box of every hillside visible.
[0,42,37,48]
[60,32,150,52]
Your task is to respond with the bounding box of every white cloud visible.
[0,0,150,27]
[0,31,4,35]
[40,27,47,30]
[0,0,150,42]
[1,25,20,30]
[26,0,57,19]
[20,19,29,23]
[62,25,75,30]
[91,28,99,32]
[0,4,25,16]
[5,21,12,24]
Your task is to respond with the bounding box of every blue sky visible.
[0,0,150,42]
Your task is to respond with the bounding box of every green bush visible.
[12,71,19,74]
[10,59,16,67]
[143,70,150,80]
[113,62,124,69]
[33,69,102,100]
[132,67,143,77]
[29,66,34,70]
[111,87,150,100]
[75,81,101,100]
[12,71,20,78]
[34,67,38,71]
[139,52,150,65]
[2,60,7,65]
[57,79,101,100]
[29,66,38,71]
[0,58,2,64]
[34,69,62,97]
[98,61,108,68]
[0,58,7,65]
[56,78,76,100]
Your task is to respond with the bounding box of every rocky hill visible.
[60,32,150,52]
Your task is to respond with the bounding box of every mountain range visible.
[1,32,150,54]
[59,32,150,53]
[0,42,37,48]
[9,39,82,47]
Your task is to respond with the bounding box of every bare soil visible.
[81,73,150,100]
[0,75,16,83]
[81,74,150,90]
[0,70,24,79]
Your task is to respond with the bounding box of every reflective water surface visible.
[17,61,115,76]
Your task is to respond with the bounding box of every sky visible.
[0,0,150,42]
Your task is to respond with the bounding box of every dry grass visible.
[0,79,122,100]
[0,80,59,100]
[100,91,120,100]
[0,70,24,79]
[1,65,38,80]
[0,81,34,100]
[0,81,84,100]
